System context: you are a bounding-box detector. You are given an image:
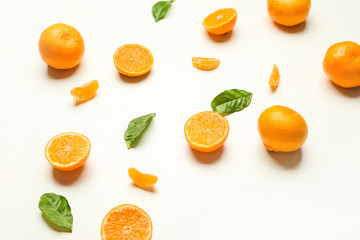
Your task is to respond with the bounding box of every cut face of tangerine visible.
[184,111,229,152]
[101,204,152,240]
[128,167,158,189]
[269,64,280,90]
[202,8,237,35]
[192,57,220,70]
[45,132,91,171]
[70,80,99,103]
[113,44,154,77]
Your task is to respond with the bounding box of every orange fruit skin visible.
[323,41,360,88]
[202,8,237,35]
[113,44,154,77]
[101,204,152,240]
[38,23,85,69]
[269,64,280,90]
[192,57,220,70]
[258,105,308,152]
[267,0,311,26]
[45,132,91,171]
[70,80,99,103]
[184,111,229,153]
[128,168,158,189]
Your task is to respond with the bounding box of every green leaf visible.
[152,0,175,22]
[39,193,73,232]
[211,89,252,114]
[124,113,156,149]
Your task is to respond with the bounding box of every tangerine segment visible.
[113,44,154,77]
[45,132,91,171]
[101,204,152,240]
[184,111,229,152]
[202,8,237,35]
[128,168,158,189]
[269,64,280,90]
[70,80,99,103]
[38,23,84,69]
[192,57,220,70]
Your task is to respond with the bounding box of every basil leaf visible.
[39,193,73,232]
[124,113,156,149]
[152,0,175,22]
[211,89,252,114]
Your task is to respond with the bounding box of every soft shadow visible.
[41,215,71,233]
[274,21,306,33]
[267,149,302,169]
[47,65,79,79]
[207,30,233,43]
[52,166,84,185]
[131,183,156,193]
[191,146,224,164]
[119,71,150,83]
[330,81,360,98]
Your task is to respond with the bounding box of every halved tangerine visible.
[184,111,229,152]
[101,204,152,240]
[45,132,91,171]
[113,44,154,77]
[202,8,237,35]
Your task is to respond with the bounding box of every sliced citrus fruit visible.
[269,64,280,90]
[184,111,229,152]
[128,167,158,189]
[192,57,220,70]
[101,204,152,240]
[45,132,91,171]
[113,44,154,77]
[202,8,237,35]
[70,80,99,103]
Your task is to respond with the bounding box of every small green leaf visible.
[124,113,156,149]
[211,89,252,114]
[39,193,73,232]
[152,0,175,22]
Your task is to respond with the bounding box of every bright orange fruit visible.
[202,8,237,35]
[269,64,280,90]
[45,132,91,171]
[70,80,99,103]
[38,23,85,69]
[128,168,158,189]
[323,41,360,88]
[101,204,152,240]
[184,111,229,152]
[267,0,311,26]
[113,44,154,77]
[192,57,220,70]
[258,105,308,152]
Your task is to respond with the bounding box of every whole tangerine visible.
[323,41,360,88]
[267,0,311,27]
[258,105,308,152]
[38,23,85,69]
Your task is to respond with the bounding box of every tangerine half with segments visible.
[45,132,91,171]
[202,8,237,35]
[101,204,152,240]
[184,111,229,152]
[113,44,154,77]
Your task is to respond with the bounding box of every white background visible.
[1,0,360,239]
